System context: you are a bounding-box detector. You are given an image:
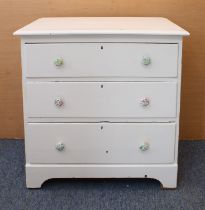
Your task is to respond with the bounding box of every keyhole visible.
[106,150,109,154]
[101,84,104,88]
[101,46,103,50]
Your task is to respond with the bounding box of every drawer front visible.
[26,43,178,78]
[27,82,177,118]
[27,123,176,164]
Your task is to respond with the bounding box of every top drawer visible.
[26,43,178,78]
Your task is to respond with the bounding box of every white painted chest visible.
[14,17,189,188]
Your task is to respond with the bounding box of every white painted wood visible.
[22,35,183,45]
[26,43,178,78]
[174,40,183,163]
[13,17,189,36]
[26,163,178,188]
[26,123,176,164]
[14,17,189,188]
[25,77,178,82]
[26,117,176,123]
[26,82,177,118]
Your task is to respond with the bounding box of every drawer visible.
[26,43,178,78]
[26,123,176,164]
[26,82,177,118]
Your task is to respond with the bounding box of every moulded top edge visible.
[13,17,190,37]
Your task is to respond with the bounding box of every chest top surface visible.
[13,17,189,36]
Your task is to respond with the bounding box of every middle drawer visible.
[27,82,177,118]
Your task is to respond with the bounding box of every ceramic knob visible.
[55,142,65,151]
[140,97,150,107]
[54,58,64,66]
[54,98,64,107]
[142,57,151,65]
[139,142,150,151]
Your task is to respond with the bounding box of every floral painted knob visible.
[139,142,150,151]
[55,142,65,151]
[142,57,151,65]
[54,58,64,66]
[140,97,150,107]
[54,98,64,107]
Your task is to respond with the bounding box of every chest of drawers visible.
[14,17,189,188]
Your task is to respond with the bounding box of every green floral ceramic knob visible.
[139,142,150,151]
[54,58,64,66]
[55,142,65,151]
[142,56,151,65]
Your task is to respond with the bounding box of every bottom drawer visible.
[26,123,176,164]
